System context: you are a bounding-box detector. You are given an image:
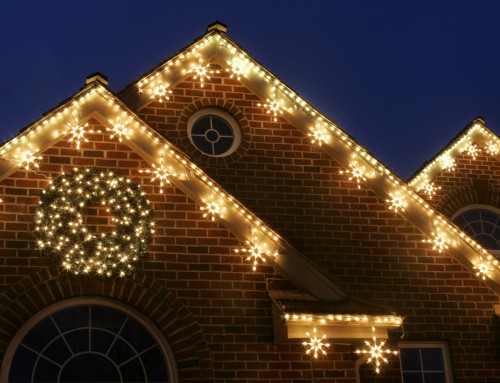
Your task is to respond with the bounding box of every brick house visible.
[0,21,498,382]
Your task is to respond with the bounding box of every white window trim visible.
[187,108,241,157]
[451,204,500,257]
[0,297,178,383]
[398,341,453,383]
[451,204,500,220]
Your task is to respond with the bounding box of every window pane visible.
[192,117,211,135]
[212,116,233,135]
[9,304,169,383]
[453,208,500,250]
[403,372,423,383]
[424,372,446,383]
[401,348,422,370]
[421,348,444,370]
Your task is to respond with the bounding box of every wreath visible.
[35,168,153,277]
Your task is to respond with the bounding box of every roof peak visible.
[85,72,109,87]
[206,21,227,33]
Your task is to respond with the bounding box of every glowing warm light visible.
[465,143,480,159]
[387,192,407,213]
[63,112,99,150]
[147,79,173,103]
[285,313,402,326]
[474,259,494,280]
[355,327,398,374]
[423,225,456,253]
[226,57,249,80]
[486,141,499,155]
[183,56,218,88]
[257,93,285,122]
[340,160,374,189]
[308,123,330,146]
[35,168,153,277]
[441,156,456,171]
[14,144,43,171]
[139,155,182,193]
[420,180,440,199]
[302,327,330,359]
[234,229,278,271]
[107,117,131,142]
[201,194,225,221]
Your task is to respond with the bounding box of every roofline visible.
[408,116,486,181]
[0,80,347,301]
[105,25,500,295]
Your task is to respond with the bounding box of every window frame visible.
[451,204,500,257]
[398,341,453,383]
[187,108,241,157]
[1,297,178,383]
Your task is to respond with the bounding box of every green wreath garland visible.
[35,168,153,277]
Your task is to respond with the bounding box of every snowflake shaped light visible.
[423,225,456,253]
[107,117,131,143]
[183,57,218,88]
[226,57,249,81]
[302,327,330,359]
[420,180,440,199]
[340,161,374,189]
[147,79,173,103]
[355,327,398,374]
[139,156,180,193]
[234,230,278,271]
[387,192,407,213]
[200,194,225,221]
[308,124,330,146]
[64,112,99,150]
[465,143,480,159]
[486,141,499,156]
[14,144,43,171]
[474,259,494,280]
[257,94,285,122]
[441,156,456,171]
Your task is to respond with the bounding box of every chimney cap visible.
[207,21,227,33]
[85,72,109,87]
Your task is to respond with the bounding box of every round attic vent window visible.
[187,108,241,157]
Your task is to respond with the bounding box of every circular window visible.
[187,108,241,157]
[6,302,173,383]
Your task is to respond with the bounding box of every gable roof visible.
[0,22,498,340]
[408,117,500,190]
[0,74,346,302]
[116,23,500,295]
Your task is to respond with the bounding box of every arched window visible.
[4,299,176,383]
[452,205,500,252]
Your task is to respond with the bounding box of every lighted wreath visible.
[35,168,154,277]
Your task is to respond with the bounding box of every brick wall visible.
[415,148,500,218]
[0,63,498,382]
[0,122,361,382]
[132,63,500,381]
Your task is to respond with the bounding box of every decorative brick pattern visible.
[416,147,500,218]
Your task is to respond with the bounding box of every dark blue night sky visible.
[1,1,499,179]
